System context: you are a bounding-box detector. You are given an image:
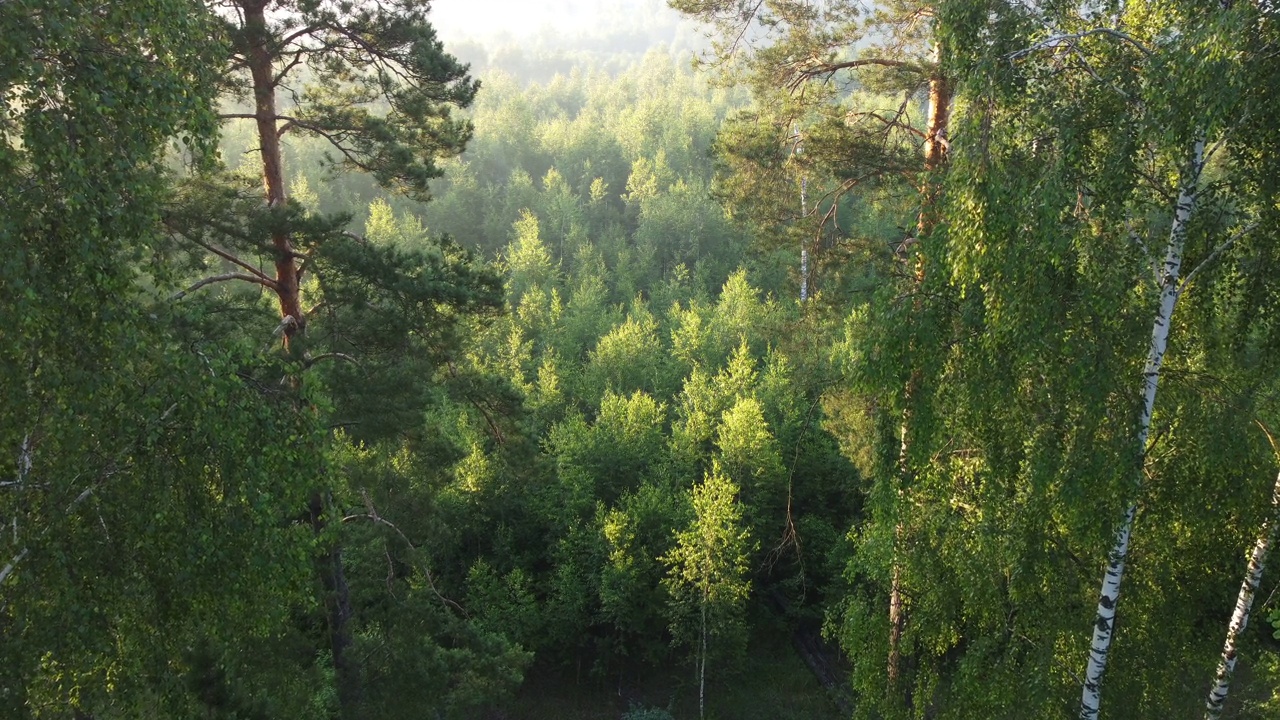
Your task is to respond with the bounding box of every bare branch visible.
[1005,28,1155,62]
[273,49,309,87]
[788,57,928,92]
[275,22,326,52]
[0,548,29,586]
[185,236,275,282]
[725,0,766,60]
[851,110,927,139]
[342,491,467,614]
[274,117,376,174]
[304,352,362,369]
[171,272,278,301]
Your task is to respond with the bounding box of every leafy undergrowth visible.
[489,628,845,720]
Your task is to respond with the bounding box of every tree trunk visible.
[242,0,304,343]
[917,56,952,240]
[1079,133,1205,720]
[699,595,707,720]
[800,176,809,302]
[888,59,953,690]
[310,492,360,718]
[1205,470,1280,720]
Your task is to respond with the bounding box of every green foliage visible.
[663,465,755,681]
[0,0,328,715]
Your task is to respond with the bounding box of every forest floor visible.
[498,625,846,720]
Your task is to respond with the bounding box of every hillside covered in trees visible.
[4,1,1280,719]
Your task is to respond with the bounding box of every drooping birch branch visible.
[1005,28,1154,62]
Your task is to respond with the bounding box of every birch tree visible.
[911,1,1280,717]
[663,464,752,720]
[1205,465,1280,719]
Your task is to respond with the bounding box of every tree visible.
[0,0,329,715]
[201,0,480,338]
[853,1,1280,717]
[1206,465,1280,720]
[663,465,753,720]
[162,1,505,715]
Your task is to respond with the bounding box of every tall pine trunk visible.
[1204,469,1280,719]
[888,61,952,689]
[242,3,355,713]
[243,0,304,342]
[1078,134,1205,720]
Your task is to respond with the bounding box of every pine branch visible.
[186,236,275,282]
[172,272,278,301]
[786,57,929,92]
[304,352,362,369]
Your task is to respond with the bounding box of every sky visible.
[428,0,689,44]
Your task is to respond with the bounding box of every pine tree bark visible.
[888,61,952,690]
[1205,470,1280,720]
[241,3,355,712]
[242,0,304,342]
[1079,134,1205,720]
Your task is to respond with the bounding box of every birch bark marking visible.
[1079,134,1205,720]
[1,435,34,587]
[1205,470,1280,720]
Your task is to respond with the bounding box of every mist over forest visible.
[432,0,709,83]
[5,1,1280,720]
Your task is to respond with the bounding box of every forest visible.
[3,0,1280,719]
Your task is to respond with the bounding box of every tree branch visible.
[1178,221,1257,297]
[787,58,929,92]
[304,352,362,369]
[1005,28,1155,62]
[342,490,467,614]
[172,272,278,301]
[0,548,28,586]
[273,117,376,174]
[851,110,927,139]
[186,236,275,282]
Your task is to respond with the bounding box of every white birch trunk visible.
[800,245,809,302]
[797,128,809,303]
[1079,134,1205,720]
[1,435,33,587]
[799,174,809,301]
[1204,471,1280,720]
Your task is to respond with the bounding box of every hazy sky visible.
[429,0,686,42]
